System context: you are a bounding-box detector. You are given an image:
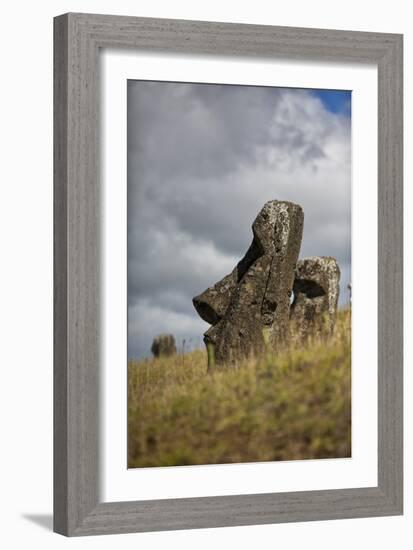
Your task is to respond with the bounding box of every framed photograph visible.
[54,13,403,536]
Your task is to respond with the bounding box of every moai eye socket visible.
[294,279,326,299]
[235,239,263,283]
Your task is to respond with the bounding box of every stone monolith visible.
[290,256,340,340]
[193,200,304,368]
[151,334,177,358]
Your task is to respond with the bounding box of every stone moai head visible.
[151,334,177,358]
[193,200,304,368]
[290,256,340,340]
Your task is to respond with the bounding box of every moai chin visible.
[151,334,177,358]
[193,201,304,368]
[290,256,340,340]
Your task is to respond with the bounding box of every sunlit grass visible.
[128,308,351,467]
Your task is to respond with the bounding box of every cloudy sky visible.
[127,80,351,359]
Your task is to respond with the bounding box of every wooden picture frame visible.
[54,13,403,536]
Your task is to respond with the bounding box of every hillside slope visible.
[128,309,351,468]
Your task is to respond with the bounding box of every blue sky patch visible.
[311,89,351,117]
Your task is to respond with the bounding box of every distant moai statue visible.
[151,334,177,358]
[193,200,304,368]
[290,257,340,340]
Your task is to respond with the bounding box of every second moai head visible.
[290,256,340,340]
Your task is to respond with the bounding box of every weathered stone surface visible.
[193,200,304,368]
[192,239,261,325]
[151,334,177,358]
[290,256,340,339]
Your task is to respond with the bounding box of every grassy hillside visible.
[128,308,351,468]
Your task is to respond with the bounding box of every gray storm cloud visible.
[127,81,351,359]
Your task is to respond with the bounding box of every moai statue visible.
[151,334,177,358]
[290,256,340,340]
[193,200,304,368]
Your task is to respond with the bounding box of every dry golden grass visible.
[128,308,351,468]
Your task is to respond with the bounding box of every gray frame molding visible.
[54,13,403,536]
